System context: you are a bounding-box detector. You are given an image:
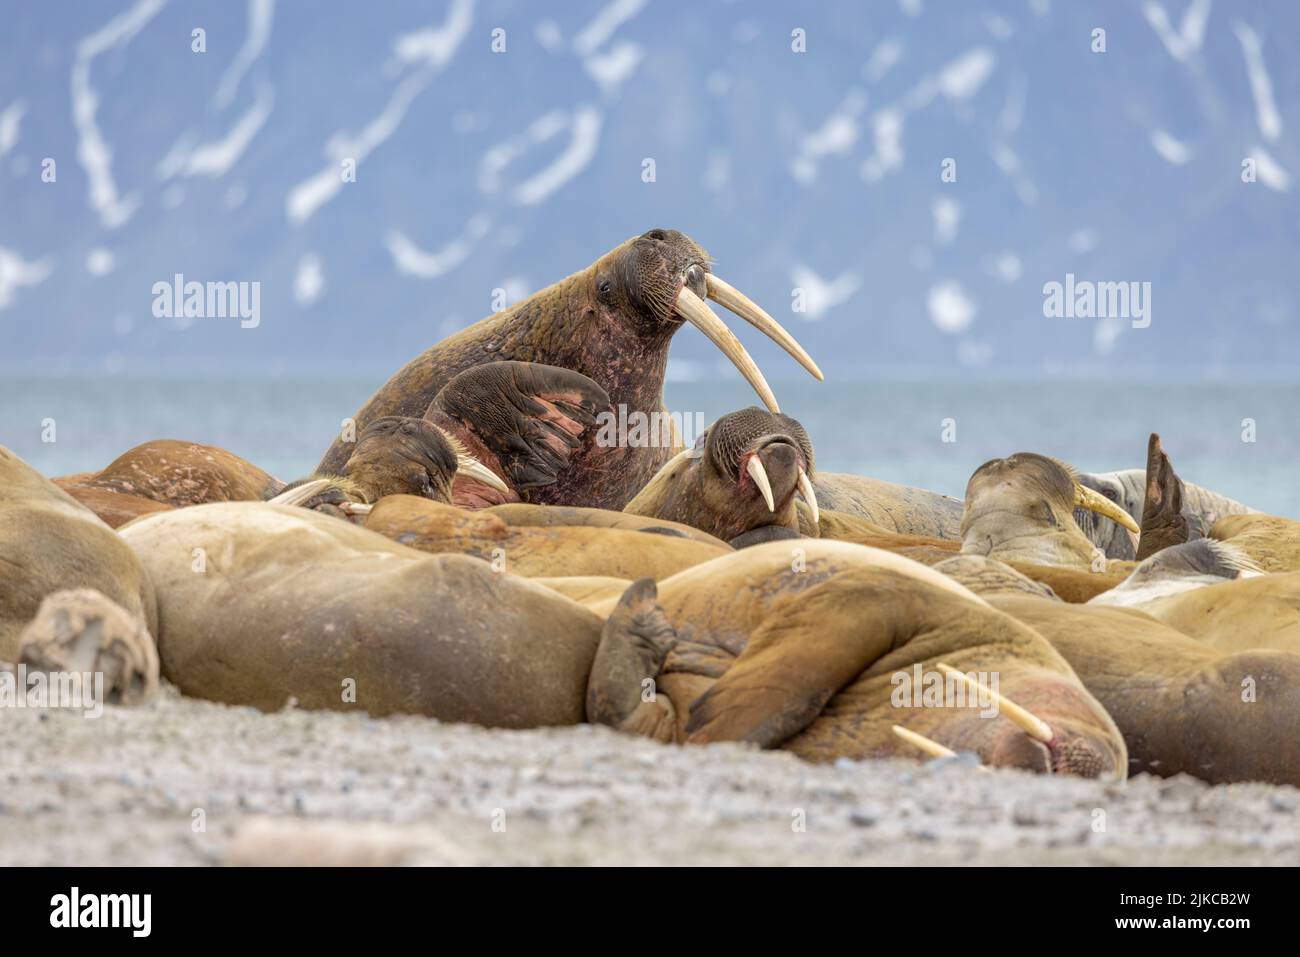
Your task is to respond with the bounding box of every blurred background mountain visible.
[1,0,1297,378]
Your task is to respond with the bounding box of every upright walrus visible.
[316,229,822,509]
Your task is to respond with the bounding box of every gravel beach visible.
[3,687,1298,866]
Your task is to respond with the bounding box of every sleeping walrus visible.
[275,415,510,517]
[959,452,1139,569]
[316,230,821,510]
[583,540,1125,776]
[118,502,605,724]
[935,556,1300,786]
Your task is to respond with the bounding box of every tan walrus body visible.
[1,447,157,661]
[361,496,729,580]
[1209,513,1300,573]
[1135,572,1300,656]
[990,592,1300,786]
[812,473,964,539]
[119,503,603,724]
[54,439,283,528]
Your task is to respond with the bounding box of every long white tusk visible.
[457,455,509,494]
[745,455,775,512]
[892,724,956,759]
[706,273,823,381]
[1074,483,1140,534]
[797,467,819,525]
[267,478,333,507]
[339,502,373,516]
[937,663,1054,744]
[675,287,780,413]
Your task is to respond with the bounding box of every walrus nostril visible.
[644,229,669,241]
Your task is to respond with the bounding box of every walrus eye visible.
[598,278,613,300]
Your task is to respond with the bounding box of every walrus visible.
[811,472,964,539]
[960,452,1139,569]
[118,502,607,724]
[1075,458,1258,560]
[0,447,157,661]
[1088,539,1260,610]
[1127,570,1300,656]
[275,415,509,517]
[623,407,818,546]
[54,439,284,528]
[1208,512,1300,573]
[989,591,1300,786]
[359,495,730,580]
[1115,431,1300,572]
[484,502,725,546]
[797,507,1129,602]
[315,230,821,509]
[583,540,1126,775]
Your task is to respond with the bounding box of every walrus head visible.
[576,229,821,412]
[341,417,461,503]
[623,407,817,545]
[960,453,1139,569]
[273,416,506,515]
[1073,472,1139,560]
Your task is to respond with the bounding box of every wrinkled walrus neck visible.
[472,270,676,416]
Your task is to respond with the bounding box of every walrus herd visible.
[6,229,1300,790]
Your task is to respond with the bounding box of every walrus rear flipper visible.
[428,361,611,499]
[586,578,678,741]
[1136,433,1191,561]
[684,578,894,749]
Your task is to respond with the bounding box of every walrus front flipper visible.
[684,578,893,749]
[428,361,611,498]
[586,578,679,741]
[1136,433,1190,561]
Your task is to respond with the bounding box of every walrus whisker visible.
[267,478,333,508]
[456,455,509,494]
[1074,482,1140,534]
[745,456,776,512]
[797,467,819,525]
[674,287,780,413]
[936,662,1055,744]
[705,273,824,381]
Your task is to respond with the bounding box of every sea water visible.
[3,374,1297,519]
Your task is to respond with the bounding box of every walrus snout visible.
[739,442,801,511]
[708,407,817,521]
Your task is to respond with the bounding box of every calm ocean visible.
[4,375,1297,519]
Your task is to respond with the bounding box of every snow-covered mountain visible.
[1,0,1297,378]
